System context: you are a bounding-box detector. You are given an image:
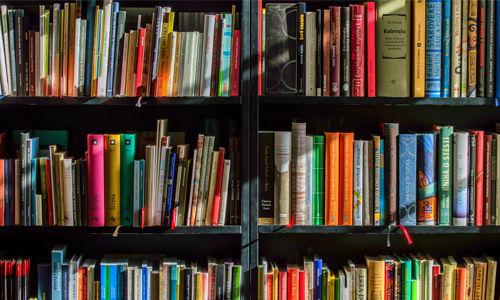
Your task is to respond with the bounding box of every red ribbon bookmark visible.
[397,225,413,245]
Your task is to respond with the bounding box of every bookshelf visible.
[0,96,243,105]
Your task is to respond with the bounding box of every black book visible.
[235,137,241,225]
[266,3,297,95]
[113,11,127,96]
[4,160,10,226]
[316,9,322,96]
[228,137,236,225]
[72,164,77,225]
[183,267,192,300]
[340,7,350,97]
[258,132,274,225]
[149,6,163,96]
[485,0,495,97]
[80,159,87,226]
[23,15,29,97]
[468,133,476,226]
[383,123,398,226]
[491,136,497,225]
[224,262,233,300]
[297,3,306,96]
[15,10,24,97]
[477,0,485,97]
[215,262,225,300]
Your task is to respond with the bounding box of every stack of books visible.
[0,255,32,300]
[37,244,242,300]
[259,0,498,98]
[0,121,242,227]
[257,254,497,300]
[0,1,241,97]
[259,122,500,226]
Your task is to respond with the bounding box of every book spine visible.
[97,0,112,97]
[467,0,478,97]
[7,10,16,95]
[399,134,417,226]
[120,134,135,226]
[210,15,220,96]
[106,4,119,96]
[323,9,330,96]
[305,12,316,96]
[438,127,453,225]
[84,0,95,96]
[330,6,340,97]
[384,124,398,225]
[112,12,126,95]
[220,14,232,96]
[0,160,3,225]
[497,0,500,98]
[275,132,291,225]
[316,10,322,96]
[212,149,226,225]
[484,135,492,225]
[350,5,365,97]
[373,138,381,225]
[340,133,353,225]
[468,134,476,226]
[312,136,325,225]
[353,140,363,226]
[325,133,339,225]
[135,28,146,97]
[259,132,274,225]
[417,134,438,225]
[218,159,231,225]
[67,4,75,96]
[1,7,11,96]
[297,3,306,96]
[485,0,495,97]
[231,30,241,96]
[476,132,484,225]
[292,123,306,225]
[425,0,442,97]
[367,141,374,226]
[87,135,105,226]
[451,0,462,97]
[442,0,452,97]
[0,10,8,95]
[305,136,313,225]
[340,7,350,97]
[201,15,215,96]
[15,10,24,96]
[492,138,497,226]
[150,7,163,96]
[453,132,469,225]
[366,2,375,97]
[380,140,385,225]
[29,31,34,96]
[477,0,485,97]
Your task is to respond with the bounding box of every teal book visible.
[380,140,385,225]
[139,159,145,227]
[170,264,178,300]
[120,133,136,226]
[396,254,412,300]
[51,245,67,300]
[219,13,232,97]
[441,0,451,97]
[438,126,453,225]
[313,136,325,225]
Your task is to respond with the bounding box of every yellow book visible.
[448,256,458,300]
[365,256,385,300]
[167,12,175,33]
[195,273,203,300]
[272,262,279,300]
[172,32,182,97]
[158,14,169,97]
[67,3,76,97]
[328,271,335,300]
[91,6,100,97]
[204,151,219,225]
[411,0,426,97]
[125,30,137,96]
[56,151,66,226]
[104,134,121,226]
[258,265,264,300]
[163,32,174,97]
[43,10,50,96]
[484,256,497,300]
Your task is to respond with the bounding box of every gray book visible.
[194,32,203,97]
[177,32,187,97]
[195,135,210,225]
[201,136,215,224]
[113,11,127,95]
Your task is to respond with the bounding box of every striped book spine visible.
[312,136,325,225]
[461,0,469,96]
[467,0,478,97]
[425,0,442,97]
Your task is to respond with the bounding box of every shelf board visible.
[0,225,241,235]
[259,96,497,106]
[0,96,242,106]
[259,225,500,234]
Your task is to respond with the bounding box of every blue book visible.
[4,159,9,225]
[425,0,443,97]
[31,158,36,225]
[497,0,500,97]
[51,244,67,300]
[109,260,117,300]
[380,140,385,226]
[170,264,178,300]
[85,0,96,96]
[140,159,145,226]
[62,258,70,300]
[142,260,148,300]
[453,132,469,226]
[417,134,438,225]
[106,2,120,97]
[314,255,322,300]
[38,262,52,300]
[399,134,417,226]
[164,152,176,226]
[441,0,451,97]
[101,258,107,300]
[219,14,233,97]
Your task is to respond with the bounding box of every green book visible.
[313,135,325,225]
[396,254,412,300]
[120,133,136,226]
[411,280,418,300]
[334,274,340,300]
[322,268,328,300]
[140,159,146,226]
[232,264,241,300]
[439,126,453,225]
[410,254,422,300]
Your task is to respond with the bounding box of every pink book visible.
[203,272,209,300]
[366,2,375,97]
[211,148,225,226]
[231,30,241,96]
[350,5,366,97]
[87,134,105,226]
[135,28,146,97]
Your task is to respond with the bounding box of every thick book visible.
[87,134,105,226]
[451,0,462,97]
[453,132,469,226]
[470,257,487,300]
[104,134,120,226]
[442,0,452,97]
[274,132,291,225]
[350,5,365,97]
[200,15,215,96]
[399,134,417,226]
[305,12,316,96]
[52,245,67,300]
[330,6,340,97]
[467,0,478,97]
[485,1,495,97]
[365,256,385,300]
[259,132,274,225]
[417,134,438,225]
[340,133,354,225]
[353,140,363,226]
[484,256,497,300]
[120,134,136,226]
[297,3,306,96]
[425,0,443,97]
[376,0,411,97]
[291,123,306,225]
[164,153,176,227]
[477,0,485,97]
[340,7,350,97]
[322,9,330,96]
[265,3,297,95]
[313,136,325,225]
[325,133,339,225]
[97,0,113,97]
[384,123,398,226]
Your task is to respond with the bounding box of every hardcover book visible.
[291,123,306,225]
[340,133,354,225]
[425,0,442,97]
[120,133,136,226]
[305,12,316,96]
[340,7,350,97]
[372,135,381,226]
[323,9,330,96]
[325,133,339,225]
[451,0,462,97]
[384,123,398,226]
[87,134,105,226]
[477,0,485,97]
[417,134,438,225]
[468,134,476,226]
[105,134,121,227]
[275,132,291,225]
[467,0,478,97]
[297,3,306,96]
[399,134,417,226]
[442,0,452,97]
[312,136,325,225]
[353,140,363,225]
[366,2,375,97]
[259,132,274,225]
[453,132,469,226]
[350,5,365,97]
[330,6,341,97]
[484,0,495,98]
[363,140,373,225]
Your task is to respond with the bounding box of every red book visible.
[87,134,105,226]
[0,132,7,159]
[287,263,299,300]
[432,265,440,300]
[258,0,262,95]
[266,273,273,300]
[82,264,88,300]
[366,2,376,97]
[484,134,492,225]
[0,159,4,226]
[135,28,146,97]
[322,9,330,96]
[211,14,221,96]
[384,262,394,300]
[46,159,54,226]
[298,268,306,300]
[231,30,241,96]
[279,267,288,300]
[330,7,341,96]
[468,130,484,225]
[211,148,226,226]
[350,5,366,97]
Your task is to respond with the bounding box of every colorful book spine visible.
[350,5,365,97]
[453,132,469,226]
[87,134,105,226]
[485,0,495,97]
[353,140,363,225]
[312,136,325,225]
[340,133,353,225]
[477,0,485,97]
[314,257,322,300]
[104,134,120,226]
[417,134,438,225]
[97,0,112,97]
[316,10,322,96]
[292,123,307,225]
[474,130,484,225]
[425,0,442,97]
[497,0,500,98]
[380,139,385,225]
[106,3,119,97]
[366,2,375,97]
[372,136,381,226]
[219,13,232,97]
[467,0,478,97]
[52,245,67,300]
[400,258,412,300]
[437,126,453,225]
[461,0,468,97]
[384,124,398,225]
[468,134,476,226]
[231,30,241,96]
[297,3,306,96]
[323,9,330,97]
[442,0,451,97]
[120,133,136,226]
[306,136,313,225]
[164,153,176,227]
[325,133,339,226]
[399,134,417,226]
[451,0,462,97]
[330,6,340,97]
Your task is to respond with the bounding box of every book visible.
[340,133,353,225]
[384,123,398,226]
[340,7,350,97]
[259,132,274,225]
[218,159,231,225]
[120,133,136,226]
[399,134,417,226]
[484,256,496,300]
[477,0,485,97]
[484,0,495,97]
[469,130,484,226]
[87,134,105,226]
[297,3,306,96]
[442,0,452,97]
[200,15,215,96]
[212,149,226,226]
[291,123,306,225]
[453,132,469,226]
[97,0,113,97]
[104,134,120,226]
[380,140,385,225]
[325,133,339,226]
[312,135,325,225]
[316,10,322,96]
[417,134,438,225]
[330,6,340,97]
[451,0,462,97]
[467,0,478,97]
[350,5,365,97]
[365,256,385,300]
[206,151,220,226]
[275,132,291,225]
[164,152,176,227]
[305,12,316,96]
[353,140,363,225]
[468,134,477,226]
[425,0,442,97]
[365,141,374,226]
[323,9,330,97]
[365,2,375,97]
[305,136,313,225]
[52,245,67,300]
[470,257,487,300]
[484,134,493,225]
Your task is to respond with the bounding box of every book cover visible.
[442,0,452,97]
[365,256,385,300]
[417,134,438,225]
[485,0,495,97]
[52,245,67,300]
[470,257,487,300]
[353,140,363,226]
[431,126,453,226]
[325,133,339,226]
[323,9,330,96]
[468,133,477,226]
[104,134,120,226]
[164,153,176,227]
[120,133,136,226]
[340,133,353,225]
[231,30,241,96]
[97,0,113,97]
[376,0,411,97]
[259,132,274,225]
[372,136,381,225]
[275,132,291,225]
[453,132,469,226]
[380,140,385,225]
[425,0,442,97]
[87,135,105,226]
[384,123,398,225]
[305,12,316,96]
[477,0,485,97]
[467,0,478,97]
[484,256,497,300]
[125,30,137,96]
[350,5,365,97]
[469,130,484,225]
[330,6,340,97]
[451,0,462,97]
[291,123,306,225]
[399,134,417,226]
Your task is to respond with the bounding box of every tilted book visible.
[274,132,291,225]
[417,134,438,225]
[399,134,417,226]
[425,0,442,97]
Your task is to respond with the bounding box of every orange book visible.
[287,263,299,300]
[325,132,340,225]
[266,273,273,300]
[77,267,83,300]
[456,264,468,300]
[339,133,354,225]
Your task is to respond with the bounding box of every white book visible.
[274,131,292,225]
[120,32,129,96]
[194,32,203,96]
[1,6,11,94]
[188,32,199,97]
[35,32,40,97]
[35,194,42,225]
[148,146,157,226]
[7,10,15,95]
[353,140,363,225]
[98,0,113,97]
[134,263,142,300]
[78,21,87,95]
[0,9,8,95]
[126,261,133,300]
[63,3,69,96]
[62,159,74,226]
[200,15,215,96]
[305,12,316,96]
[69,255,82,300]
[305,136,313,225]
[218,159,231,226]
[453,132,469,226]
[185,148,197,226]
[74,17,81,92]
[343,266,351,300]
[156,144,169,226]
[166,32,177,97]
[182,32,194,97]
[52,4,60,96]
[39,6,45,94]
[177,33,187,97]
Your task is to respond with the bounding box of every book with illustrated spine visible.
[425,0,442,97]
[399,134,417,226]
[353,140,363,226]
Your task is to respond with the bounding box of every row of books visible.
[0,1,241,98]
[0,124,242,227]
[38,245,241,300]
[0,255,31,300]
[258,123,500,226]
[257,254,497,300]
[258,0,499,98]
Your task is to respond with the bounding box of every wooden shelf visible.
[258,225,500,234]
